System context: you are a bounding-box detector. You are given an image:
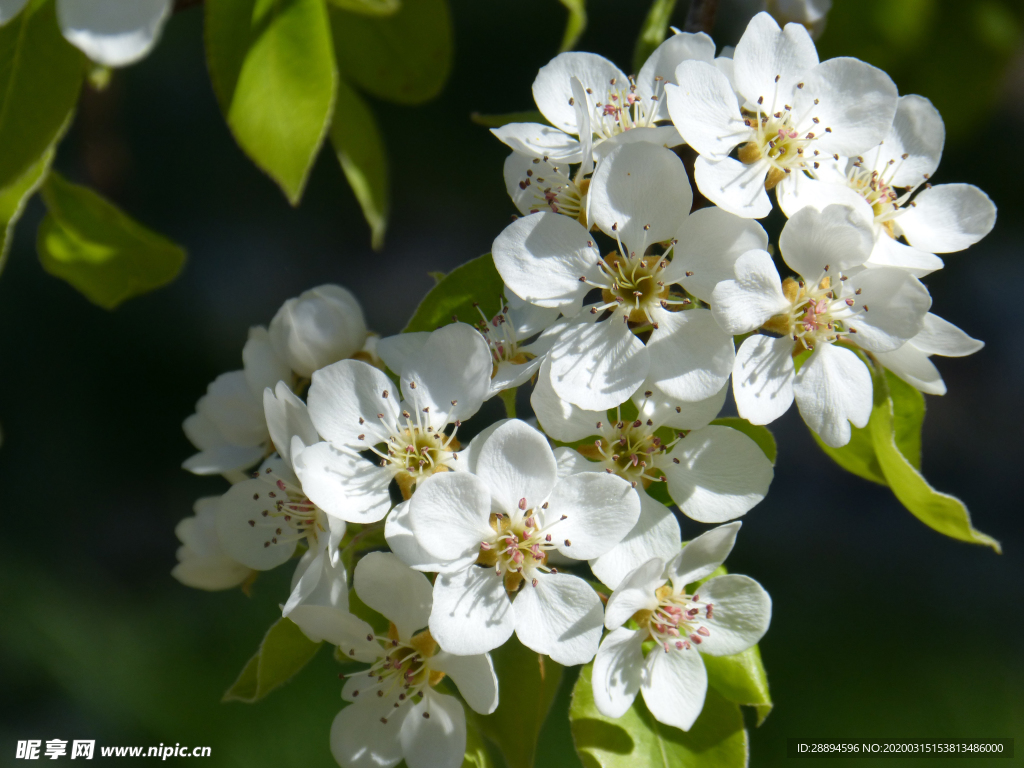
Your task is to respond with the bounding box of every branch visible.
[683,0,718,34]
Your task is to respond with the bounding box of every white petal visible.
[843,268,930,353]
[864,232,944,277]
[401,692,466,768]
[710,249,788,335]
[592,627,645,718]
[548,318,648,410]
[474,419,557,516]
[879,94,945,187]
[794,57,897,157]
[243,326,292,398]
[669,521,741,588]
[385,500,450,572]
[492,211,599,313]
[489,355,544,397]
[513,573,604,665]
[874,345,945,396]
[531,358,605,442]
[571,76,594,177]
[452,419,510,475]
[507,292,563,337]
[354,552,433,640]
[793,343,872,447]
[289,606,379,662]
[263,382,318,469]
[196,370,268,447]
[693,155,772,219]
[430,652,499,715]
[308,360,399,447]
[666,206,769,302]
[591,125,685,163]
[637,31,716,120]
[733,334,795,425]
[407,472,492,565]
[375,332,429,378]
[532,52,628,133]
[896,184,996,253]
[330,701,404,768]
[269,284,368,378]
[779,203,874,277]
[644,308,735,402]
[590,142,692,252]
[292,442,392,523]
[693,574,772,656]
[284,548,345,615]
[733,12,818,107]
[662,426,773,523]
[181,442,265,476]
[775,171,875,221]
[666,61,746,160]
[215,477,296,570]
[604,557,665,629]
[914,313,984,357]
[591,489,680,592]
[490,123,583,162]
[57,0,172,67]
[547,471,640,560]
[553,446,592,479]
[642,643,708,731]
[429,566,515,656]
[400,323,492,426]
[635,382,727,432]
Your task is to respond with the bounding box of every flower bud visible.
[269,285,367,378]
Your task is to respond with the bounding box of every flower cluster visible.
[172,11,994,768]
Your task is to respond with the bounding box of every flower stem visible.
[499,387,518,419]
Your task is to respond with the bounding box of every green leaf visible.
[476,636,563,768]
[632,0,678,74]
[812,416,885,485]
[886,371,924,471]
[709,418,777,465]
[329,0,452,105]
[0,0,84,191]
[206,0,337,204]
[37,173,186,310]
[327,0,400,16]
[403,253,505,333]
[702,645,772,726]
[557,0,587,52]
[570,663,747,768]
[0,145,54,277]
[223,617,322,703]
[463,719,498,768]
[868,366,1001,552]
[470,110,548,128]
[330,77,390,250]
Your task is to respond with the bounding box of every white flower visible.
[57,0,173,67]
[295,323,492,523]
[320,553,499,768]
[494,141,767,411]
[875,313,984,396]
[592,523,771,731]
[532,366,773,588]
[503,151,589,222]
[406,419,640,664]
[777,94,997,276]
[711,204,932,446]
[171,496,254,591]
[269,285,369,378]
[492,32,715,165]
[666,12,898,218]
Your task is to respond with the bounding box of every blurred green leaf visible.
[206,0,337,205]
[37,173,186,310]
[632,0,678,74]
[887,372,924,471]
[403,253,505,332]
[703,645,772,726]
[0,145,54,277]
[710,418,777,465]
[570,663,748,768]
[0,0,83,191]
[329,0,452,105]
[327,0,400,16]
[470,110,548,128]
[463,720,498,768]
[868,367,1001,553]
[476,636,563,768]
[330,77,390,250]
[223,617,322,703]
[558,0,587,52]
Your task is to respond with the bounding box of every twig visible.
[683,0,718,34]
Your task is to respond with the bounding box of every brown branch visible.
[174,0,204,13]
[683,0,718,34]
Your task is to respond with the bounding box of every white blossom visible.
[171,496,254,591]
[57,0,173,68]
[593,523,771,731]
[666,11,898,218]
[405,419,639,664]
[875,313,984,396]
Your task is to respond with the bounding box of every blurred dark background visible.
[1,0,1021,765]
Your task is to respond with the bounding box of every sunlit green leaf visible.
[475,636,563,768]
[470,110,548,128]
[632,0,678,73]
[331,77,390,250]
[463,720,497,768]
[709,418,777,465]
[703,645,772,726]
[327,0,400,16]
[223,617,322,703]
[570,663,748,768]
[206,0,337,204]
[37,173,186,310]
[0,0,84,190]
[329,0,452,105]
[557,0,587,52]
[403,253,505,333]
[0,145,54,277]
